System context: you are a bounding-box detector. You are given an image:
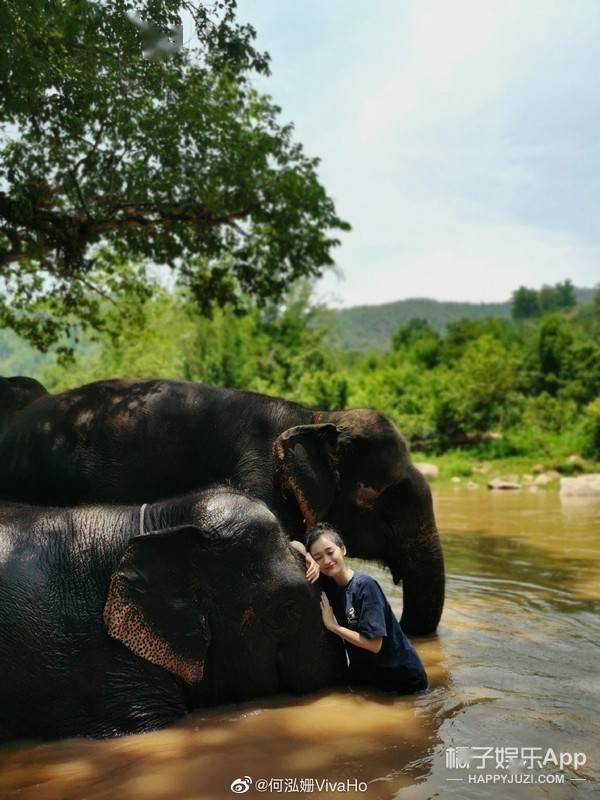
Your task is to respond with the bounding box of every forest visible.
[2,278,597,477]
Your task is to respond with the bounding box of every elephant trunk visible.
[277,623,347,693]
[385,471,445,636]
[398,524,445,635]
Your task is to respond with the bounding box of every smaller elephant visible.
[0,488,346,741]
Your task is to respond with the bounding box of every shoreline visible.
[410,450,600,491]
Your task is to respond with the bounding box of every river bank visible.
[411,449,600,490]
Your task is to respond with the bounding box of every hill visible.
[0,329,47,378]
[330,287,596,351]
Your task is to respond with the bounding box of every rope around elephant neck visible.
[139,503,148,535]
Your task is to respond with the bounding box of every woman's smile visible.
[309,534,354,586]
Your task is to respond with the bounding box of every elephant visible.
[0,375,48,428]
[0,487,346,741]
[0,377,444,634]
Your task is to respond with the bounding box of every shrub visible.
[580,398,600,460]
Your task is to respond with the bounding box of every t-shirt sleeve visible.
[356,579,387,639]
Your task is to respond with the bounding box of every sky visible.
[234,0,600,307]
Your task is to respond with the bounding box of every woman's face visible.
[309,534,347,579]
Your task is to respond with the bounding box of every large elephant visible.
[0,378,444,634]
[0,487,346,741]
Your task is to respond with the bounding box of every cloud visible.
[240,0,600,304]
[318,222,600,306]
[355,0,518,146]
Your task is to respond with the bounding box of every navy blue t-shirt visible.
[322,571,427,693]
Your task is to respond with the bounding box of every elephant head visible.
[274,409,444,635]
[104,490,345,702]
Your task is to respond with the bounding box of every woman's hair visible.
[306,523,345,553]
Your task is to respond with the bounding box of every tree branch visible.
[68,170,91,219]
[76,273,119,305]
[72,119,107,175]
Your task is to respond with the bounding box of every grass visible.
[410,447,599,488]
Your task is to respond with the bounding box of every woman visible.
[296,524,428,694]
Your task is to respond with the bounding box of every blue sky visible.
[232,0,600,307]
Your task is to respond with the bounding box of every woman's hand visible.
[289,540,320,583]
[305,552,320,583]
[320,593,338,632]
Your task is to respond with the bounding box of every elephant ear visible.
[274,423,340,526]
[104,525,210,685]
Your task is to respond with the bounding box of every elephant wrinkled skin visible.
[0,377,444,634]
[0,488,346,741]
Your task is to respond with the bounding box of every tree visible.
[432,336,521,441]
[539,280,576,312]
[511,286,540,319]
[581,398,600,460]
[40,280,337,400]
[537,314,573,394]
[391,317,440,368]
[0,0,349,353]
[440,317,519,363]
[392,317,438,349]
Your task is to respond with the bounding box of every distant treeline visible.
[1,282,599,461]
[330,285,594,351]
[511,279,580,319]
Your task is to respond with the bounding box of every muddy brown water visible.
[0,488,598,799]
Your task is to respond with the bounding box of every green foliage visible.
[537,315,573,393]
[511,280,577,319]
[42,288,195,390]
[440,317,522,363]
[392,317,438,349]
[512,286,540,319]
[297,371,349,411]
[332,297,512,351]
[559,337,600,405]
[539,280,576,312]
[580,398,600,460]
[4,277,599,469]
[41,281,339,408]
[520,393,578,433]
[0,0,348,353]
[432,337,521,442]
[330,287,594,352]
[391,318,441,368]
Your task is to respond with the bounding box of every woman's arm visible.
[289,540,320,583]
[320,594,383,654]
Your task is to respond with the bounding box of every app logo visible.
[230,776,252,794]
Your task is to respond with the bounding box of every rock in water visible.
[560,475,600,496]
[414,462,439,481]
[488,478,521,491]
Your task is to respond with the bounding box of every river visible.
[1,488,598,799]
